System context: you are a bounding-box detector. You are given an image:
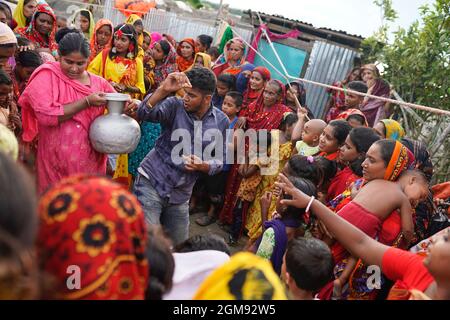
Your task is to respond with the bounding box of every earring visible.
[111,47,117,54]
[127,52,134,59]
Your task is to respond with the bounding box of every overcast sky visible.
[208,0,435,37]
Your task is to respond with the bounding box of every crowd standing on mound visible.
[0,0,449,301]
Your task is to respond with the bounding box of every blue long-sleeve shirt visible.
[137,95,229,204]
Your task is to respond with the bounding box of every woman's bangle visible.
[85,96,91,107]
[306,196,315,213]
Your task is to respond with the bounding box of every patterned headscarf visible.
[381,119,405,141]
[384,141,410,181]
[193,253,287,300]
[15,3,58,57]
[37,175,148,300]
[89,19,114,62]
[213,37,249,76]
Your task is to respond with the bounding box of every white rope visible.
[227,23,450,117]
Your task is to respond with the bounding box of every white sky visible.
[208,0,435,38]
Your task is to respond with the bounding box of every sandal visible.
[195,215,217,227]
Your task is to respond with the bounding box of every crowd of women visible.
[0,0,449,301]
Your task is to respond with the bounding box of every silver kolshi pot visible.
[89,93,141,154]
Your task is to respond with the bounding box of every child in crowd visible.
[338,81,368,115]
[207,46,220,65]
[282,237,334,300]
[245,113,299,245]
[228,131,272,246]
[0,70,20,136]
[195,92,243,227]
[318,120,352,161]
[346,113,367,128]
[56,16,68,31]
[255,176,317,275]
[212,73,236,110]
[331,169,429,298]
[291,108,327,156]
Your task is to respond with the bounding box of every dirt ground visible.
[188,212,247,254]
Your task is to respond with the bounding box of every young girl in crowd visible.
[255,176,317,275]
[212,73,235,110]
[228,131,271,246]
[88,23,145,187]
[89,19,114,63]
[245,113,298,244]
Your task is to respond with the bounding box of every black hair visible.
[282,177,316,221]
[145,226,174,300]
[0,2,12,20]
[225,91,243,108]
[373,139,396,167]
[399,169,429,184]
[16,37,31,47]
[57,28,90,58]
[346,114,366,126]
[207,46,219,60]
[289,81,307,106]
[285,237,334,292]
[348,127,381,176]
[158,39,171,56]
[347,81,368,94]
[279,113,298,131]
[197,34,213,51]
[315,156,338,190]
[110,24,138,59]
[0,69,12,85]
[288,155,323,187]
[16,50,42,69]
[328,120,352,146]
[79,10,91,22]
[174,234,230,255]
[0,152,37,248]
[185,67,217,95]
[217,73,236,91]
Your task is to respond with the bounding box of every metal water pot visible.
[89,93,141,154]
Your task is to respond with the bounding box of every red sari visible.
[15,3,58,57]
[219,91,290,225]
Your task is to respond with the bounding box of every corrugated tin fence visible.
[303,41,359,118]
[103,0,253,43]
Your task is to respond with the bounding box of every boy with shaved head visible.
[291,108,327,156]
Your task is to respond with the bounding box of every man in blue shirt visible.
[134,68,229,245]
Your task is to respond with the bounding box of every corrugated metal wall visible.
[304,41,359,119]
[103,0,253,43]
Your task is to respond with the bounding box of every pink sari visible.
[19,62,115,193]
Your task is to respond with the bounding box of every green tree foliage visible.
[361,0,450,182]
[184,0,204,9]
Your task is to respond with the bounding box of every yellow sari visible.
[245,133,294,242]
[88,50,146,188]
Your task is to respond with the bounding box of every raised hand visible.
[161,72,192,93]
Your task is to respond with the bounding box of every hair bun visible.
[55,27,82,44]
